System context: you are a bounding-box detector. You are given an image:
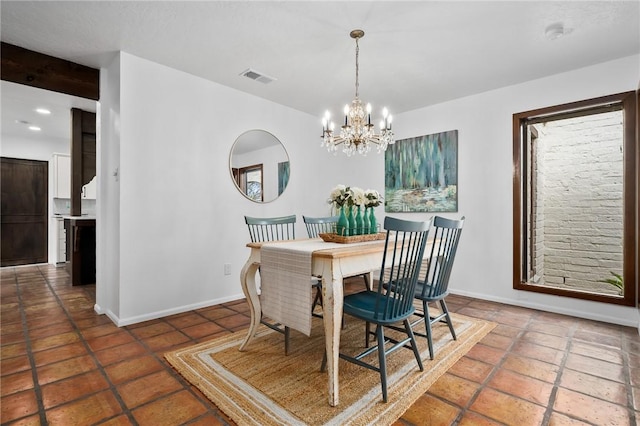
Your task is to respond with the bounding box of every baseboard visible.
[450,289,639,328]
[98,294,247,327]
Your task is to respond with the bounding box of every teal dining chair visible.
[302,215,371,317]
[245,215,296,243]
[244,214,297,355]
[321,216,431,403]
[411,215,465,360]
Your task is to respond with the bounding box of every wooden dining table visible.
[238,237,389,407]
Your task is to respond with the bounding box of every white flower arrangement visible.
[350,187,366,207]
[364,189,383,207]
[327,184,351,207]
[328,185,382,209]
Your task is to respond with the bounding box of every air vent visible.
[239,68,276,84]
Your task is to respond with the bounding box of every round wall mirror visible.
[229,130,290,203]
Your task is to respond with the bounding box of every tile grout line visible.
[35,264,140,426]
[122,310,237,424]
[12,267,49,425]
[541,320,636,424]
[425,299,511,425]
[453,308,524,425]
[621,336,638,424]
[538,315,576,425]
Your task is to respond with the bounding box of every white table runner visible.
[260,239,343,336]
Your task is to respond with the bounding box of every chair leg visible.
[284,326,291,356]
[403,318,424,371]
[311,286,323,317]
[362,273,370,290]
[422,300,434,360]
[440,299,457,340]
[320,350,327,372]
[376,325,388,403]
[365,321,371,347]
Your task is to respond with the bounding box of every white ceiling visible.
[1,81,96,143]
[1,1,639,142]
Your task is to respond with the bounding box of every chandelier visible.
[321,29,395,156]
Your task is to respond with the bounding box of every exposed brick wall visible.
[532,111,624,296]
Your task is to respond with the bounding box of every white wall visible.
[99,52,340,325]
[389,54,639,326]
[95,52,122,320]
[97,52,638,328]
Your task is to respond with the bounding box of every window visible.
[513,92,637,306]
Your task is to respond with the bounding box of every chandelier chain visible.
[355,37,359,99]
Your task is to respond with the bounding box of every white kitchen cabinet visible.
[52,154,71,199]
[56,218,66,265]
[82,176,97,199]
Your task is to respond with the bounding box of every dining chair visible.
[302,215,371,317]
[321,216,431,403]
[245,215,296,243]
[411,215,465,360]
[244,214,297,355]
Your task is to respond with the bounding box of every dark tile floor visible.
[1,264,638,425]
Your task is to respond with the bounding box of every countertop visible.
[54,214,96,220]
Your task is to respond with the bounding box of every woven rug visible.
[165,312,495,426]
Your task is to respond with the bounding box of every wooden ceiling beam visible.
[1,42,99,100]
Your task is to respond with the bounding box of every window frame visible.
[512,91,637,306]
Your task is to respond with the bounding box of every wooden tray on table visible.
[318,232,386,244]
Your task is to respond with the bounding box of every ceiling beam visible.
[1,42,99,100]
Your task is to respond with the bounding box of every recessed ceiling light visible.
[28,126,41,131]
[35,108,51,115]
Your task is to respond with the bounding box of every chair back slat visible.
[375,217,432,322]
[244,215,297,242]
[302,215,339,238]
[420,216,465,299]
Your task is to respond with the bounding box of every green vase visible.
[355,206,364,235]
[337,206,348,236]
[369,208,377,234]
[347,206,356,236]
[363,207,370,234]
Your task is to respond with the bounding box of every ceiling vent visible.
[239,68,276,84]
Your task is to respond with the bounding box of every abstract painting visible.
[385,130,458,212]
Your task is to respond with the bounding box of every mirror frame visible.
[229,130,290,203]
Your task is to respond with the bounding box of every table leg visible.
[239,257,261,351]
[322,261,344,407]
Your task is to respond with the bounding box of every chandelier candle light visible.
[321,30,395,156]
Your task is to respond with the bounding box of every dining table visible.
[238,236,390,407]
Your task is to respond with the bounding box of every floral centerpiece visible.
[327,184,351,209]
[328,185,383,235]
[364,189,383,208]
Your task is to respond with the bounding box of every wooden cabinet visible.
[65,218,96,285]
[52,154,71,199]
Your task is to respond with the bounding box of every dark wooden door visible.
[1,157,48,266]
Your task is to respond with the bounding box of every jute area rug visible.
[165,312,495,426]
